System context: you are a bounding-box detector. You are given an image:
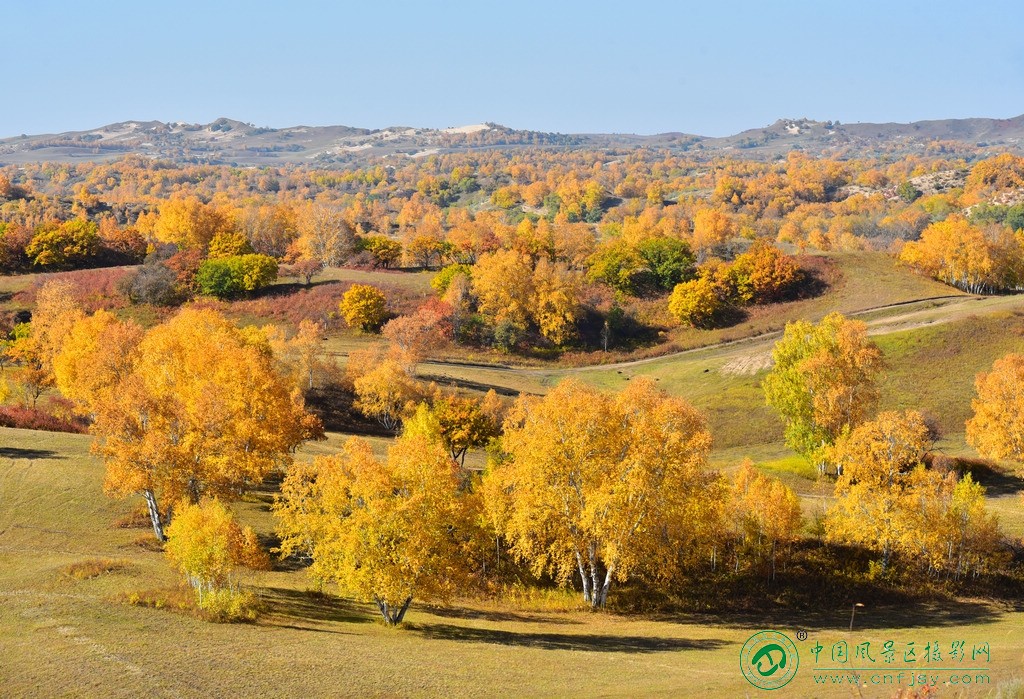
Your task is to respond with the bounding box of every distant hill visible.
[2,114,1023,167]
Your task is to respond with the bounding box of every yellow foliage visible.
[338,284,388,332]
[530,258,582,345]
[152,197,232,251]
[668,277,721,328]
[164,498,268,606]
[966,353,1024,461]
[827,411,1001,577]
[763,313,884,471]
[53,310,143,415]
[275,434,467,625]
[728,460,802,575]
[487,377,713,607]
[351,356,420,431]
[92,308,321,540]
[691,207,735,258]
[471,249,534,328]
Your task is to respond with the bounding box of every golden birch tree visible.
[487,377,712,608]
[275,434,466,625]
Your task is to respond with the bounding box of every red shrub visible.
[0,405,88,434]
[15,267,134,312]
[216,283,344,328]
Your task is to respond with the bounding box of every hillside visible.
[2,281,1024,697]
[2,113,1023,167]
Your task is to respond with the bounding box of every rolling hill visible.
[2,113,1023,167]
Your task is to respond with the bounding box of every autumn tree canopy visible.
[275,434,467,625]
[826,410,1000,577]
[339,284,388,332]
[966,353,1024,462]
[486,377,713,608]
[763,312,884,474]
[85,308,321,540]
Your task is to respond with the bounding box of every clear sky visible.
[4,0,1022,138]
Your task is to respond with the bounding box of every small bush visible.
[492,320,524,352]
[163,498,269,621]
[118,263,185,306]
[197,254,278,299]
[123,588,191,612]
[199,588,261,623]
[64,558,132,580]
[122,586,260,623]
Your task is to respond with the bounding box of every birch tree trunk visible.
[143,489,166,542]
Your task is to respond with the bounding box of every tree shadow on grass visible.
[956,458,1024,497]
[0,447,64,460]
[794,598,1013,631]
[251,278,341,299]
[416,374,522,397]
[413,623,729,654]
[654,598,1012,633]
[421,604,582,626]
[260,587,374,633]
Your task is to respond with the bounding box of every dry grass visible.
[1,424,1022,697]
[63,558,133,580]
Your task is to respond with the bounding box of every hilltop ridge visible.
[2,114,1023,166]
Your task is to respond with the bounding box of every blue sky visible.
[4,0,1022,137]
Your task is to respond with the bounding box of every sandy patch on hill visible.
[720,351,773,376]
[443,124,490,134]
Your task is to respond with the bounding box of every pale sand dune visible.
[442,123,490,134]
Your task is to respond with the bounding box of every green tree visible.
[586,240,646,295]
[896,181,923,203]
[196,254,278,298]
[431,264,473,296]
[762,312,884,474]
[635,237,696,291]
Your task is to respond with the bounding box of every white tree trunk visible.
[143,489,165,542]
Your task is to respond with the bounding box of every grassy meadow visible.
[1,427,1023,698]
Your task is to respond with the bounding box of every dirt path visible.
[336,292,1024,387]
[429,294,1004,377]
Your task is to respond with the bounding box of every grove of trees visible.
[2,141,1024,625]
